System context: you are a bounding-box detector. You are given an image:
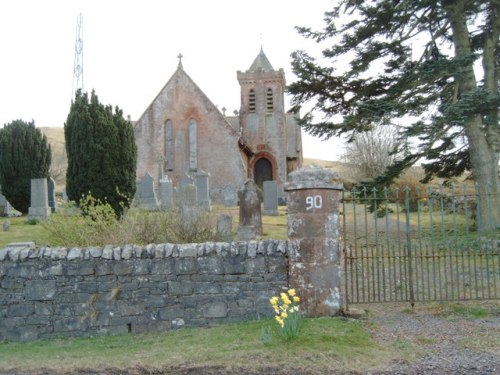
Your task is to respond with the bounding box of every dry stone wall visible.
[0,240,288,342]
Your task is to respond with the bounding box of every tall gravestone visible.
[0,184,7,217]
[47,177,57,213]
[159,176,174,210]
[138,173,159,210]
[285,166,344,317]
[216,214,233,242]
[194,170,210,208]
[28,178,51,219]
[263,180,279,216]
[237,180,263,240]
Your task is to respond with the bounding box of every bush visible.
[43,195,217,247]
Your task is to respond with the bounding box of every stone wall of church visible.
[134,69,248,205]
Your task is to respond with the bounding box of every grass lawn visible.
[0,216,52,248]
[0,317,398,373]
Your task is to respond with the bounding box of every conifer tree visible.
[289,0,499,231]
[65,90,137,217]
[0,119,52,213]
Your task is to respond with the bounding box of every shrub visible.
[44,195,217,246]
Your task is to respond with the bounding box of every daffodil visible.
[288,289,296,296]
[293,296,300,303]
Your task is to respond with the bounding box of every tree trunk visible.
[446,1,500,231]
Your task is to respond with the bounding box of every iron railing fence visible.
[342,184,499,306]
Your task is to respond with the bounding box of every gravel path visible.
[360,302,500,374]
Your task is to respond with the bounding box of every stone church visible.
[133,48,303,204]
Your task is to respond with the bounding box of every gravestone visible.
[0,185,6,216]
[2,221,10,232]
[159,176,174,210]
[138,173,159,210]
[263,180,279,216]
[177,182,197,207]
[285,165,344,317]
[28,178,51,219]
[237,179,262,239]
[47,177,57,213]
[216,214,233,242]
[223,188,237,207]
[194,170,210,208]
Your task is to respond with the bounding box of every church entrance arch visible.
[254,158,272,189]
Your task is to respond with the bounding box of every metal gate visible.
[342,185,499,307]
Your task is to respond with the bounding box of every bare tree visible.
[341,126,401,183]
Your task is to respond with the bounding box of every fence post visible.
[285,166,344,317]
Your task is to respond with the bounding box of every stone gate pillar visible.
[284,166,344,317]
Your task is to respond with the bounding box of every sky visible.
[0,0,345,161]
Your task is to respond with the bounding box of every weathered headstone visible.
[216,214,233,242]
[159,176,174,210]
[194,170,210,208]
[0,184,6,216]
[223,188,237,207]
[237,179,263,239]
[28,178,51,219]
[263,180,279,216]
[2,221,10,232]
[285,165,344,317]
[138,173,159,210]
[47,177,57,213]
[177,182,197,208]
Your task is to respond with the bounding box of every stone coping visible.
[0,240,288,262]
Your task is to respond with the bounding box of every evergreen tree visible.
[288,0,500,231]
[65,90,137,217]
[0,120,51,213]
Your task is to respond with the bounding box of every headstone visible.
[216,214,233,241]
[0,185,6,216]
[177,183,197,207]
[223,188,237,207]
[62,191,68,202]
[28,178,51,219]
[2,221,10,232]
[179,174,193,189]
[237,179,263,239]
[47,177,57,213]
[138,173,159,210]
[285,165,344,317]
[263,180,279,216]
[194,170,210,208]
[159,176,174,210]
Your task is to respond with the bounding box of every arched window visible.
[164,120,173,171]
[249,89,256,113]
[266,88,273,112]
[188,119,197,171]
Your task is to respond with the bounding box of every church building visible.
[133,48,303,204]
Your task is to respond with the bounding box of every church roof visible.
[248,47,274,72]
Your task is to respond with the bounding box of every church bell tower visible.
[237,47,288,190]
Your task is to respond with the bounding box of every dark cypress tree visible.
[65,90,137,217]
[0,120,52,213]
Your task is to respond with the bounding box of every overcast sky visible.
[0,0,346,160]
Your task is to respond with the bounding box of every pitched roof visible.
[248,47,274,72]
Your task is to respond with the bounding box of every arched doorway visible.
[254,157,273,190]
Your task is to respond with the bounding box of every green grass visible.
[431,303,493,319]
[0,216,51,248]
[0,317,395,373]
